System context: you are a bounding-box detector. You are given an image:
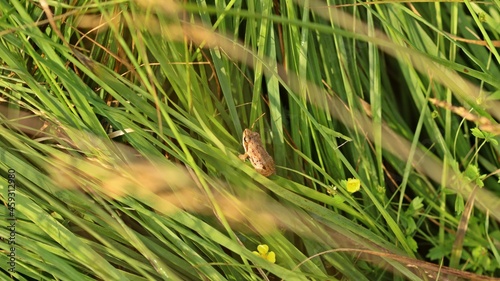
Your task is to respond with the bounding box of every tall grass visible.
[0,0,499,280]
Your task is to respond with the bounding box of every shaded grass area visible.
[0,0,499,280]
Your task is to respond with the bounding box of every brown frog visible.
[238,129,275,177]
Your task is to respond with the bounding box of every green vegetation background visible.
[0,0,499,280]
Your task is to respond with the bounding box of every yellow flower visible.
[346,178,360,193]
[252,244,276,263]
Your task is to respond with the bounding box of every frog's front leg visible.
[238,153,248,161]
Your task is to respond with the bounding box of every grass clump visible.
[0,0,499,280]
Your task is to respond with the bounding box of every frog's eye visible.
[243,137,249,142]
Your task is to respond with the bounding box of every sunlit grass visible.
[0,0,499,280]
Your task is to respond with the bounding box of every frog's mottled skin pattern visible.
[238,129,275,177]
